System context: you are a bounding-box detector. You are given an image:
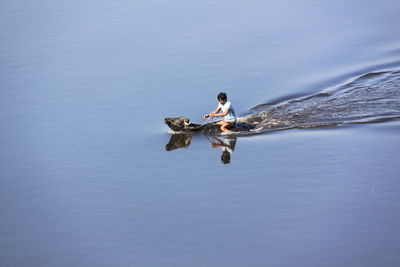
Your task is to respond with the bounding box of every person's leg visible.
[219,121,231,132]
[216,121,224,131]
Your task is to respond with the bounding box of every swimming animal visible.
[164,117,255,135]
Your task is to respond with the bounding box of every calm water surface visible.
[1,0,400,266]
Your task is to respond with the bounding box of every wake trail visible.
[238,70,400,134]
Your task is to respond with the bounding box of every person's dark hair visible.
[221,150,231,164]
[217,92,227,101]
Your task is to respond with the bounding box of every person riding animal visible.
[204,92,237,133]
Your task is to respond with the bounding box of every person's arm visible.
[211,102,231,118]
[211,140,232,149]
[204,106,221,118]
[210,137,231,149]
[211,108,229,117]
[212,143,231,148]
[211,107,221,116]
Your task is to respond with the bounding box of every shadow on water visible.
[165,134,237,164]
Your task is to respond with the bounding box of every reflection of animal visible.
[165,134,192,151]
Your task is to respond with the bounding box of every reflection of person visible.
[204,92,237,133]
[208,136,237,164]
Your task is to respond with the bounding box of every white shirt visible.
[218,101,236,121]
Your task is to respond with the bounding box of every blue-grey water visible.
[1,1,400,266]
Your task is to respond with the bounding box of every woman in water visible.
[204,92,237,133]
